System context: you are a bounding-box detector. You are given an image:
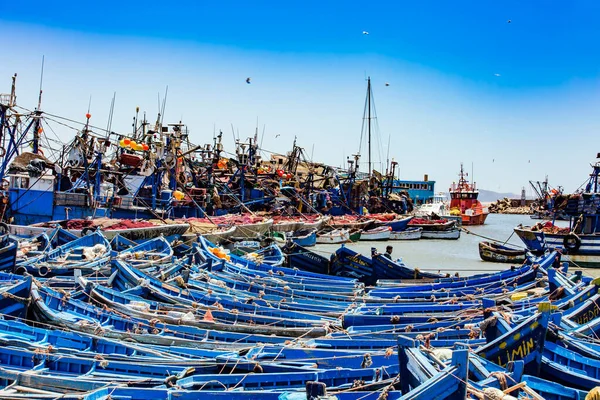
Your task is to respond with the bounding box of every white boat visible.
[272,220,303,233]
[390,227,422,240]
[316,229,350,244]
[359,226,392,241]
[330,219,374,230]
[421,228,461,240]
[301,216,328,231]
[233,219,274,239]
[414,192,450,217]
[202,226,236,245]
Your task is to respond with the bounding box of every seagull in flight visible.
[275,134,280,138]
[507,20,511,23]
[362,31,369,35]
[246,77,251,84]
[385,82,390,86]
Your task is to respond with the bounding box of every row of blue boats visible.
[0,227,597,398]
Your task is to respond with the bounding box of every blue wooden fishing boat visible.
[0,276,31,319]
[109,233,139,251]
[0,234,17,272]
[116,235,173,268]
[197,237,354,283]
[375,215,413,232]
[330,245,446,284]
[15,231,111,276]
[290,228,317,247]
[368,253,549,298]
[522,374,587,400]
[239,242,285,266]
[476,303,551,375]
[69,348,466,399]
[541,339,600,390]
[284,241,332,275]
[86,279,332,332]
[30,283,297,347]
[478,240,527,263]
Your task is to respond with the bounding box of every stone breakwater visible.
[487,198,533,215]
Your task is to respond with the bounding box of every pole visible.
[367,77,371,179]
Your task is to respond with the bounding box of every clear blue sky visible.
[1,1,600,194]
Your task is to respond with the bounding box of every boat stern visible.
[514,227,546,252]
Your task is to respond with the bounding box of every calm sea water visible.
[313,214,576,276]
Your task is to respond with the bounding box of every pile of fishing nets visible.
[409,218,449,225]
[531,221,571,234]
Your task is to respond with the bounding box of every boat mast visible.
[33,56,45,155]
[367,77,371,180]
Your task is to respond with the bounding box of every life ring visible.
[82,227,96,236]
[563,233,581,252]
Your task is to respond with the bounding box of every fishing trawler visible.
[0,73,424,234]
[449,163,488,225]
[515,152,600,267]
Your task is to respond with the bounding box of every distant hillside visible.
[478,189,521,203]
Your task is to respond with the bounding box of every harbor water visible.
[313,214,584,276]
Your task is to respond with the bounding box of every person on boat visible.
[382,245,393,259]
[320,201,333,214]
[552,250,562,269]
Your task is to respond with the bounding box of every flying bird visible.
[362,31,369,35]
[275,134,280,138]
[507,20,511,23]
[494,73,501,77]
[385,82,390,86]
[246,77,251,84]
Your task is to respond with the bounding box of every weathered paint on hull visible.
[462,212,489,225]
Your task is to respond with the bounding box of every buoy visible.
[129,141,137,149]
[203,309,214,322]
[85,113,91,119]
[124,138,131,145]
[119,139,127,147]
[142,143,149,151]
[173,190,185,201]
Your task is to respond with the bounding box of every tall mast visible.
[367,77,371,179]
[33,56,45,154]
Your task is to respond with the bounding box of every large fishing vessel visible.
[515,152,600,267]
[448,163,488,225]
[0,74,419,229]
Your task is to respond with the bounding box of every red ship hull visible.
[462,212,489,226]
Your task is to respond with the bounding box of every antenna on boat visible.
[37,56,45,112]
[385,133,391,177]
[160,86,168,126]
[259,124,266,153]
[230,123,237,145]
[106,92,116,138]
